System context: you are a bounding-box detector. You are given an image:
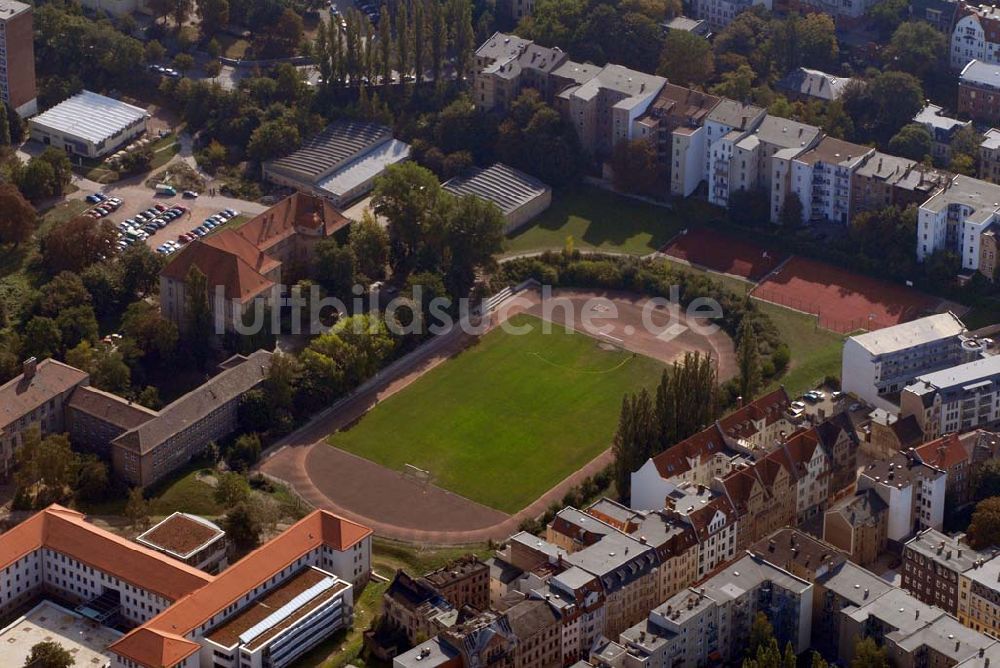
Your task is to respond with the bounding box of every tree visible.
[184,266,213,368]
[728,189,771,227]
[442,194,506,296]
[373,161,443,268]
[40,216,116,274]
[851,638,889,668]
[779,192,804,228]
[224,501,263,552]
[228,433,262,471]
[198,0,230,35]
[247,118,300,162]
[314,238,357,300]
[121,243,166,298]
[36,148,73,195]
[18,158,58,201]
[747,612,775,660]
[888,123,933,161]
[215,471,252,507]
[736,310,761,402]
[885,21,945,82]
[950,153,976,176]
[145,39,166,63]
[76,456,111,503]
[125,487,150,530]
[657,30,714,86]
[172,0,194,29]
[495,90,583,188]
[350,210,390,281]
[136,385,162,409]
[238,388,272,433]
[968,497,1000,548]
[712,62,755,101]
[0,101,10,146]
[610,138,660,196]
[14,428,78,505]
[39,271,92,317]
[23,316,62,359]
[974,460,1000,502]
[122,301,179,360]
[869,0,908,37]
[23,641,74,668]
[0,184,37,247]
[810,652,830,668]
[869,71,924,142]
[798,13,839,70]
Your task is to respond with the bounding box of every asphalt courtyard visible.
[258,288,737,543]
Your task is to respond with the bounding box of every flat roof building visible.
[841,313,969,410]
[901,354,1000,438]
[137,512,228,574]
[263,120,411,207]
[443,163,551,233]
[29,91,149,159]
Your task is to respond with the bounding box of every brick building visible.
[0,0,36,117]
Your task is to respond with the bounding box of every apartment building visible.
[584,499,700,602]
[532,565,606,664]
[958,554,1000,637]
[915,103,972,163]
[953,5,1000,70]
[66,385,159,457]
[980,129,1000,183]
[631,84,721,197]
[0,505,372,668]
[901,355,1000,438]
[506,599,562,668]
[666,487,740,579]
[960,60,1000,123]
[110,350,273,486]
[614,553,813,668]
[135,512,228,574]
[858,453,949,542]
[789,136,875,224]
[705,100,766,207]
[690,0,771,30]
[901,529,987,615]
[630,388,791,511]
[0,0,36,117]
[850,153,945,218]
[0,358,88,477]
[914,433,976,507]
[823,489,890,568]
[841,313,970,409]
[749,528,849,584]
[380,570,459,646]
[160,192,348,333]
[423,556,490,613]
[738,115,822,221]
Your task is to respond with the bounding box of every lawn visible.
[504,185,683,256]
[327,313,664,513]
[758,301,844,397]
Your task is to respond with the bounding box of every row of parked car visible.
[118,204,189,253]
[85,193,124,218]
[148,64,182,79]
[171,209,240,249]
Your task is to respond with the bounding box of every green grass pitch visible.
[327,313,664,513]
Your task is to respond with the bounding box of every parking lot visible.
[77,184,269,254]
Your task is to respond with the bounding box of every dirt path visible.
[258,288,737,544]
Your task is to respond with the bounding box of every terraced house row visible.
[473,33,1000,280]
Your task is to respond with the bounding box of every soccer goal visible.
[401,464,433,488]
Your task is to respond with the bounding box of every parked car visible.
[831,391,843,400]
[791,400,806,410]
[182,191,199,199]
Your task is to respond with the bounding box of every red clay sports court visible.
[751,256,941,333]
[662,228,785,281]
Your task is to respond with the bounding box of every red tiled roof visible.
[717,387,791,439]
[651,425,727,478]
[105,628,200,668]
[0,506,213,600]
[686,497,735,542]
[915,433,969,471]
[111,509,372,660]
[159,192,347,303]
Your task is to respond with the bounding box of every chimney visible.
[22,357,37,379]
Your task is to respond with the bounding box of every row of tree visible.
[612,353,719,500]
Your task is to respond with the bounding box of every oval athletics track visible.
[257,288,737,544]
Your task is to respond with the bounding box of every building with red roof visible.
[159,192,348,333]
[0,504,372,668]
